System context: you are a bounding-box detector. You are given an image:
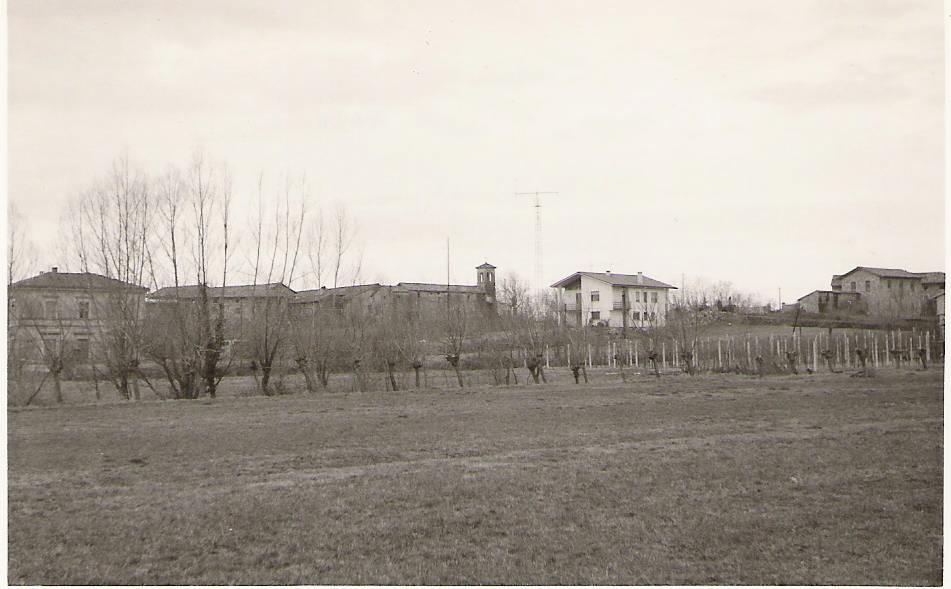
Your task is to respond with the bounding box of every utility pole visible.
[516,191,558,295]
[446,236,451,326]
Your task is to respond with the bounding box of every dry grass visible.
[8,369,943,585]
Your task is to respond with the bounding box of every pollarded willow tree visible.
[63,155,156,400]
[143,154,233,399]
[244,174,307,395]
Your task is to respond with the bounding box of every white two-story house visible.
[550,271,677,328]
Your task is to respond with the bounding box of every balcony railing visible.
[564,302,580,312]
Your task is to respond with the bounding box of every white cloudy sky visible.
[7,0,944,302]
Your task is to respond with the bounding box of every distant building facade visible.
[831,266,945,319]
[796,290,865,314]
[146,282,296,354]
[795,266,945,322]
[9,268,148,363]
[550,271,676,328]
[291,263,498,323]
[934,292,945,338]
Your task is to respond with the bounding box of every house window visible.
[911,282,916,291]
[887,280,892,289]
[78,301,90,319]
[635,291,640,303]
[44,299,59,319]
[591,311,601,321]
[850,281,856,291]
[633,311,641,321]
[73,339,90,361]
[865,280,871,292]
[651,291,658,303]
[590,291,600,302]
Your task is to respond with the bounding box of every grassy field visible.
[8,368,943,584]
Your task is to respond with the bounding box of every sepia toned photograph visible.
[4,0,945,585]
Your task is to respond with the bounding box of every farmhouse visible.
[795,266,946,323]
[8,268,148,362]
[551,271,676,328]
[292,263,498,322]
[796,290,864,314]
[832,266,944,319]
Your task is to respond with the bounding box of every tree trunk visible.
[302,368,317,393]
[119,372,130,400]
[204,346,219,398]
[387,361,398,391]
[53,371,63,404]
[414,366,421,388]
[297,358,317,393]
[261,364,272,395]
[453,365,464,388]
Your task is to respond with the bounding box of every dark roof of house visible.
[292,283,383,304]
[476,262,497,270]
[149,282,295,300]
[550,271,676,289]
[839,266,933,280]
[11,271,148,292]
[921,272,945,285]
[394,282,486,294]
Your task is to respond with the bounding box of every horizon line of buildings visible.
[8,262,945,363]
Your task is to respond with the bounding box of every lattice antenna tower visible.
[516,191,558,294]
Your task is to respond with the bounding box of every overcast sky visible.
[7,0,944,303]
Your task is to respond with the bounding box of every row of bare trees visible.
[7,153,365,403]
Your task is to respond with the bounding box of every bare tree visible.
[499,273,530,317]
[244,174,307,395]
[63,155,153,400]
[141,155,234,399]
[331,205,356,288]
[290,300,339,393]
[8,203,38,285]
[143,167,201,399]
[668,281,719,375]
[444,294,468,388]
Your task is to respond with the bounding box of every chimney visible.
[637,271,642,284]
[51,267,58,273]
[605,270,611,274]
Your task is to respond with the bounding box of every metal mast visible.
[516,191,558,293]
